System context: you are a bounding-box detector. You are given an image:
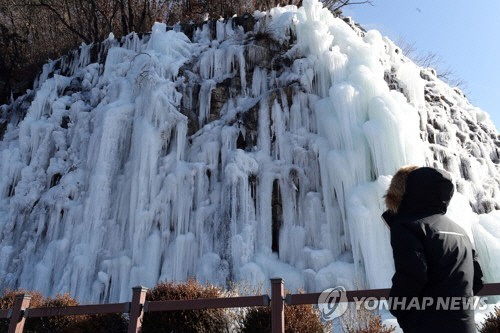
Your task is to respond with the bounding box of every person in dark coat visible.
[382,166,484,333]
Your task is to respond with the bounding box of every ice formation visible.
[0,0,499,304]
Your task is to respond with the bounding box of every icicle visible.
[216,19,225,41]
[198,80,216,126]
[237,46,247,95]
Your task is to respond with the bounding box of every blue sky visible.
[342,1,500,130]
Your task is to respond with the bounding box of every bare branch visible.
[35,0,91,43]
[396,37,468,91]
[322,0,373,12]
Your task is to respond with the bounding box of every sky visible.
[342,1,500,130]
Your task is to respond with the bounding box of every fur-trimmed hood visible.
[385,166,455,216]
[385,165,419,213]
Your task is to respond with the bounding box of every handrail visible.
[477,282,500,296]
[145,295,270,312]
[26,302,130,318]
[285,283,500,305]
[286,288,391,305]
[0,308,11,319]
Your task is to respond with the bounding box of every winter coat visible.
[382,167,484,333]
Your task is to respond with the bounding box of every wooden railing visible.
[3,279,500,333]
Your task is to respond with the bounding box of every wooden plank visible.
[26,302,130,318]
[146,295,270,312]
[286,283,500,305]
[477,283,500,296]
[286,288,390,305]
[0,309,11,319]
[8,294,31,333]
[127,286,148,333]
[271,278,284,333]
[344,288,391,300]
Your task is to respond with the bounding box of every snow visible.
[0,5,499,329]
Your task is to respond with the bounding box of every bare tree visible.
[396,37,468,92]
[322,0,373,13]
[0,0,170,103]
[0,0,373,104]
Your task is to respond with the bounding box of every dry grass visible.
[142,279,231,333]
[342,302,395,333]
[478,306,500,333]
[240,288,331,333]
[0,290,127,333]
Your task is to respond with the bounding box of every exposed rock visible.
[233,13,256,33]
[50,173,62,188]
[0,120,6,141]
[271,179,282,254]
[61,116,70,129]
[210,83,228,121]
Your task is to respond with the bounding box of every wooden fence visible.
[3,279,500,333]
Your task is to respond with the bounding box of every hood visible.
[385,165,419,213]
[398,167,454,216]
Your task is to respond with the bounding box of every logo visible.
[317,286,348,321]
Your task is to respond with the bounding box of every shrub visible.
[478,306,500,333]
[0,290,127,333]
[286,303,329,333]
[345,316,395,333]
[0,291,80,333]
[240,303,329,333]
[0,289,45,309]
[0,289,45,333]
[342,304,395,333]
[239,306,271,333]
[141,279,231,333]
[26,293,82,333]
[70,313,128,333]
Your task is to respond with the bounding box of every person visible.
[382,166,484,333]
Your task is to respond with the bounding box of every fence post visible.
[127,286,148,333]
[271,278,285,333]
[8,294,31,333]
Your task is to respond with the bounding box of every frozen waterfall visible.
[0,0,500,303]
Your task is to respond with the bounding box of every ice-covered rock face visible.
[0,0,499,302]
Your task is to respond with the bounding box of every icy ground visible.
[0,4,499,326]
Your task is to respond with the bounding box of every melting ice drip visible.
[0,0,500,303]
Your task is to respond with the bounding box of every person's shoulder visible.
[389,216,424,238]
[391,214,435,240]
[405,213,451,230]
[429,214,467,234]
[420,214,473,246]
